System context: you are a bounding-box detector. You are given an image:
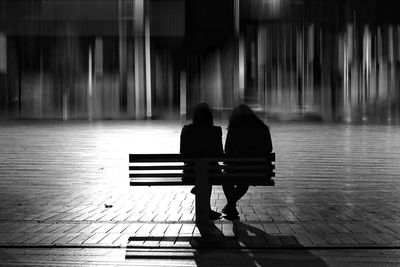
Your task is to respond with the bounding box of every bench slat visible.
[129,153,276,187]
[130,179,186,186]
[129,173,194,178]
[210,173,275,178]
[211,178,275,186]
[130,154,190,162]
[129,153,275,163]
[129,165,192,171]
[130,178,275,186]
[129,172,274,178]
[209,157,275,162]
[130,165,274,171]
[131,178,184,181]
[129,158,189,163]
[209,165,275,170]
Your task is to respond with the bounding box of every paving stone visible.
[108,223,129,233]
[307,233,329,246]
[289,223,309,233]
[23,233,53,244]
[83,233,108,244]
[150,223,169,235]
[0,233,24,244]
[68,233,93,245]
[159,236,177,247]
[135,224,155,236]
[336,234,359,245]
[53,233,80,244]
[351,234,376,245]
[262,223,280,234]
[279,235,300,246]
[328,222,353,233]
[292,233,313,246]
[179,224,195,236]
[275,223,295,234]
[8,233,38,244]
[323,234,344,245]
[164,224,182,236]
[112,233,131,246]
[221,223,235,237]
[265,235,282,246]
[37,232,65,244]
[36,223,64,233]
[64,224,89,233]
[94,224,116,233]
[122,224,142,234]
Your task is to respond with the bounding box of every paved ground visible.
[0,120,400,266]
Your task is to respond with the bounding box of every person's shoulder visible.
[211,125,222,131]
[258,123,271,137]
[254,119,269,131]
[261,122,270,131]
[181,124,193,134]
[211,125,222,135]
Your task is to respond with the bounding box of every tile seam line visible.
[128,245,400,250]
[126,245,400,251]
[0,244,126,249]
[2,244,400,249]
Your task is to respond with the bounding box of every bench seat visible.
[129,153,275,186]
[129,153,275,224]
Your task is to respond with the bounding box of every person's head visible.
[192,102,213,125]
[228,104,264,129]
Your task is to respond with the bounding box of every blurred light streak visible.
[88,45,93,121]
[0,34,6,73]
[239,37,245,102]
[0,0,399,123]
[145,6,152,118]
[180,71,186,117]
[234,0,239,36]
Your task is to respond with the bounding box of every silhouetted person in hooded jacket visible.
[222,104,273,219]
[180,103,223,220]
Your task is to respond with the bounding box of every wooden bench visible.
[129,153,275,224]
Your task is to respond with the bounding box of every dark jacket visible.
[225,122,272,157]
[180,124,223,157]
[224,121,273,176]
[180,124,223,178]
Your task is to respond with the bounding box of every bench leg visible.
[195,159,209,225]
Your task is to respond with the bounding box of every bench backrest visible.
[129,153,275,186]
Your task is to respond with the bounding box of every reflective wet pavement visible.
[0,121,400,266]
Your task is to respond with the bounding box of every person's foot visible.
[209,210,222,220]
[221,204,239,217]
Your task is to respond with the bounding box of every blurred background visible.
[0,0,399,123]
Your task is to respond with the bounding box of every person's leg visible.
[209,185,221,220]
[222,184,249,218]
[232,185,249,204]
[207,185,212,210]
[222,184,236,206]
[222,184,240,217]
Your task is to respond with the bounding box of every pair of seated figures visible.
[180,103,273,220]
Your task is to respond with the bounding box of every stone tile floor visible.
[0,121,400,265]
[2,247,399,266]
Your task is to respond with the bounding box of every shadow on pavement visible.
[126,221,329,266]
[191,221,329,266]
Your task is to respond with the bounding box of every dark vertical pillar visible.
[195,159,209,225]
[119,0,128,116]
[18,42,21,118]
[0,34,6,117]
